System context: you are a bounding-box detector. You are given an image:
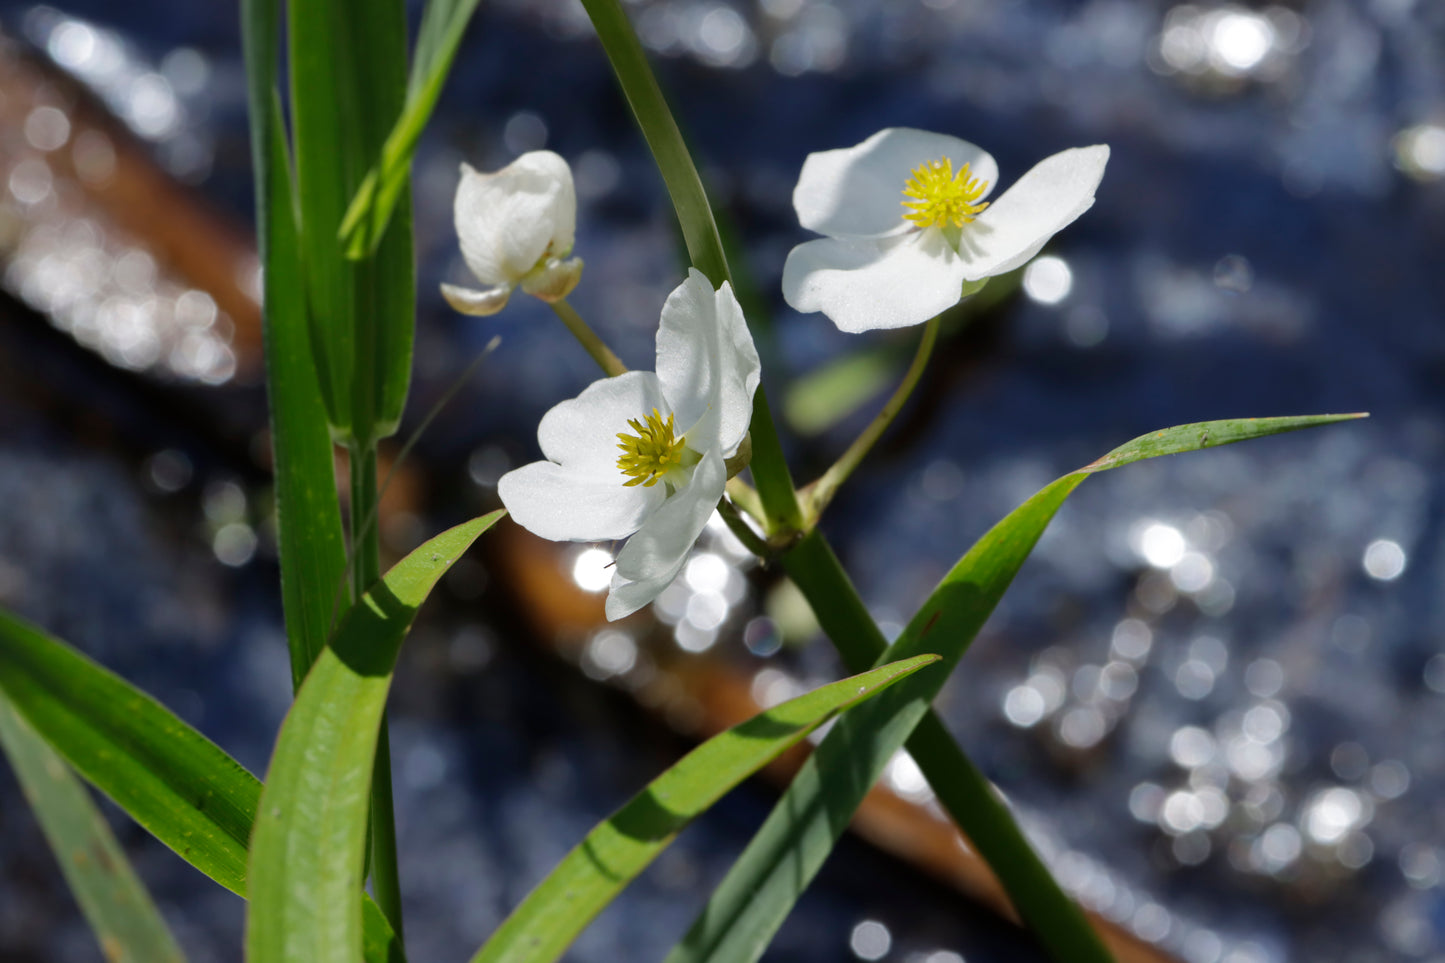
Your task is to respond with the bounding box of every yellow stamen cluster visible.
[616,408,685,488]
[901,157,990,229]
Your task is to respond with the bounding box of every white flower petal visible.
[959,145,1109,281]
[605,567,680,621]
[440,282,511,317]
[498,461,662,542]
[455,151,576,286]
[655,270,761,455]
[537,370,668,478]
[519,256,584,303]
[793,128,998,239]
[613,447,725,585]
[782,229,970,332]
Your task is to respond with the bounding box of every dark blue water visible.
[1,0,1443,961]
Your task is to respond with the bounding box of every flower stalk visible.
[716,496,770,559]
[551,299,627,378]
[800,315,940,527]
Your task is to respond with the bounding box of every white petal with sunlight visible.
[536,371,667,478]
[959,145,1109,280]
[613,449,726,584]
[655,270,761,455]
[456,151,576,286]
[498,462,661,543]
[782,229,970,332]
[793,128,997,239]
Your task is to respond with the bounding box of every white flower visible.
[442,150,583,317]
[498,269,760,620]
[781,128,1109,333]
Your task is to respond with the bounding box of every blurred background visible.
[0,0,1441,961]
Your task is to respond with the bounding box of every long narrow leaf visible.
[471,654,940,963]
[247,511,502,963]
[669,413,1365,963]
[0,608,404,963]
[340,0,485,257]
[241,0,349,686]
[289,0,414,443]
[783,532,1111,961]
[0,694,186,963]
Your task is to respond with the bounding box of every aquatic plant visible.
[0,2,1364,962]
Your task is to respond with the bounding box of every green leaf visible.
[782,532,1107,963]
[0,610,259,894]
[1076,414,1365,472]
[578,0,800,534]
[289,0,415,444]
[340,0,485,258]
[671,412,1366,963]
[0,694,186,963]
[247,512,502,963]
[241,0,349,686]
[0,608,404,963]
[471,655,940,963]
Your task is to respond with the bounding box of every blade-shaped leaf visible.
[246,511,502,963]
[241,0,349,686]
[340,0,485,257]
[783,531,1112,961]
[0,608,404,963]
[471,654,940,963]
[289,0,414,444]
[669,413,1366,963]
[0,693,186,963]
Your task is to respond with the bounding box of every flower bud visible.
[444,150,580,315]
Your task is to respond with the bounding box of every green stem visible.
[551,299,628,377]
[746,386,803,538]
[724,477,765,525]
[348,443,405,945]
[781,530,1114,963]
[716,495,769,559]
[579,0,729,288]
[800,316,939,527]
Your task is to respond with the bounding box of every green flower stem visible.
[348,442,405,945]
[716,495,769,559]
[800,316,939,527]
[725,478,765,525]
[551,299,628,378]
[579,0,728,287]
[780,530,1114,963]
[745,387,803,538]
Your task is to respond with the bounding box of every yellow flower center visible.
[616,408,689,488]
[901,157,990,229]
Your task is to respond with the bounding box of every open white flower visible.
[782,128,1109,333]
[498,269,760,620]
[442,150,583,317]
